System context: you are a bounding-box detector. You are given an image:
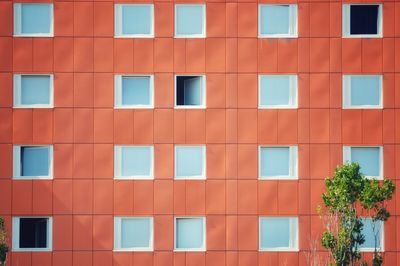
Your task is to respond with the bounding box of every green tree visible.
[319,163,395,266]
[0,217,8,266]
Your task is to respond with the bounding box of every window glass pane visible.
[176,5,204,35]
[360,219,382,249]
[350,5,379,35]
[260,147,290,177]
[176,76,203,106]
[176,218,204,249]
[260,5,290,35]
[21,76,50,105]
[121,147,152,177]
[351,147,380,177]
[121,5,152,35]
[21,4,51,34]
[350,76,380,106]
[260,76,291,106]
[121,218,151,248]
[260,218,291,249]
[122,77,150,106]
[176,147,204,177]
[21,147,49,176]
[19,218,48,248]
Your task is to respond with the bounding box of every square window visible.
[14,3,53,36]
[115,75,153,108]
[343,146,382,179]
[114,146,154,179]
[174,217,206,251]
[115,4,154,37]
[359,218,383,251]
[343,4,382,37]
[259,4,297,38]
[175,4,206,37]
[12,217,52,251]
[13,146,53,179]
[259,146,298,179]
[14,74,53,108]
[259,217,298,251]
[343,75,382,108]
[114,217,153,251]
[175,76,206,108]
[175,146,206,179]
[259,75,297,108]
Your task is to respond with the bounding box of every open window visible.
[13,145,53,179]
[175,75,205,108]
[343,4,382,38]
[174,217,206,251]
[12,217,52,251]
[343,146,383,179]
[114,217,153,251]
[259,217,298,251]
[14,3,53,37]
[14,74,53,108]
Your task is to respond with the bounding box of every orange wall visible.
[0,1,400,266]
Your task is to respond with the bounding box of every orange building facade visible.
[0,0,400,265]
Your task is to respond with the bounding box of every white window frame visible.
[342,4,382,38]
[342,75,383,109]
[258,75,298,109]
[174,216,206,252]
[13,74,54,108]
[114,75,154,109]
[114,145,154,180]
[259,216,299,252]
[359,218,384,252]
[14,3,54,37]
[174,4,206,38]
[258,146,298,180]
[174,145,206,180]
[258,4,298,38]
[343,146,383,180]
[114,4,154,38]
[174,75,206,109]
[12,216,53,252]
[13,145,53,180]
[114,217,154,252]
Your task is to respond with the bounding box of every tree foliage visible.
[0,217,8,266]
[319,163,395,266]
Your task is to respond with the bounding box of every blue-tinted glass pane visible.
[351,147,380,177]
[360,219,382,249]
[122,77,150,106]
[121,218,151,248]
[184,77,202,105]
[21,4,51,34]
[122,5,151,35]
[260,218,290,248]
[121,147,152,176]
[260,76,290,106]
[21,147,49,176]
[176,147,204,177]
[21,76,50,105]
[176,5,204,35]
[260,147,290,177]
[176,218,203,249]
[260,5,290,35]
[351,76,381,106]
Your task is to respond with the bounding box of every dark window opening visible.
[350,5,379,35]
[176,76,203,106]
[19,218,48,248]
